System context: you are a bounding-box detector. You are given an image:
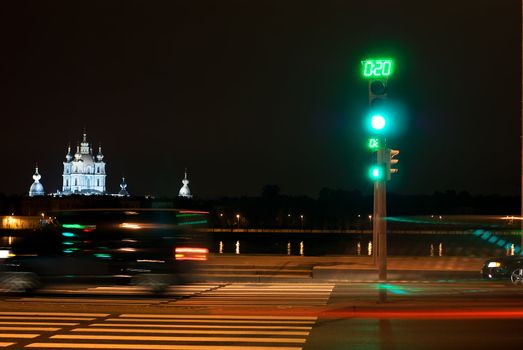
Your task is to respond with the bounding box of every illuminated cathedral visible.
[61,133,106,195]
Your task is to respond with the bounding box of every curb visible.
[312,268,480,281]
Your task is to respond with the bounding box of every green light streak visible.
[178,220,208,226]
[94,253,111,259]
[62,224,86,229]
[375,284,411,295]
[176,213,202,218]
[62,232,75,237]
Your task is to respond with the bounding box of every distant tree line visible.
[205,186,520,230]
[0,186,519,230]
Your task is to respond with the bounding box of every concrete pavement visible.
[196,254,487,282]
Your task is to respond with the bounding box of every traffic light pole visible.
[373,147,388,302]
[363,58,397,302]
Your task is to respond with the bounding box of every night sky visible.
[0,0,520,198]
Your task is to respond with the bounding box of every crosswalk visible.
[2,284,222,306]
[0,312,317,349]
[167,283,334,306]
[2,283,335,307]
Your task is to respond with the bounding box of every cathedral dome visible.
[29,166,44,197]
[29,182,44,196]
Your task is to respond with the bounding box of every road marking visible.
[167,283,334,306]
[0,316,94,321]
[27,343,303,350]
[71,327,309,336]
[10,298,158,305]
[107,318,315,324]
[51,334,307,343]
[0,312,108,317]
[0,333,39,339]
[119,314,317,320]
[0,327,60,332]
[0,322,78,326]
[89,323,312,330]
[203,290,331,293]
[172,300,327,304]
[17,311,315,350]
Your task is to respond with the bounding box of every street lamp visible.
[300,214,304,230]
[236,214,240,229]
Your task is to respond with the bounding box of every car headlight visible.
[487,261,501,268]
[0,249,14,259]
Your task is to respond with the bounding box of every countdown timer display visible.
[362,59,393,77]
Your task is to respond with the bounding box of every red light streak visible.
[174,247,209,261]
[175,308,523,320]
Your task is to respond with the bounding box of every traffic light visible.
[368,78,388,110]
[369,165,384,181]
[362,59,393,110]
[370,115,386,131]
[386,149,399,180]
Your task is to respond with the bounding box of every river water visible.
[209,231,522,257]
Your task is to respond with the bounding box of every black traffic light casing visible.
[368,78,388,110]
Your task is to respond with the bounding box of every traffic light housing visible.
[368,78,388,110]
[386,149,399,180]
[362,59,392,110]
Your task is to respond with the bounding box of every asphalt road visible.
[0,280,522,349]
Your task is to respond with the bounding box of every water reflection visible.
[430,243,443,257]
[213,235,520,256]
[0,236,14,246]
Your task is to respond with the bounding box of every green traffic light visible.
[371,115,386,130]
[369,165,384,181]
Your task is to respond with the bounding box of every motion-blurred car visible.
[481,256,523,285]
[0,209,209,293]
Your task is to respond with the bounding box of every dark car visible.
[0,209,209,293]
[481,256,523,285]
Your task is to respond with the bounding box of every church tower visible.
[29,165,44,197]
[118,177,130,196]
[178,168,193,198]
[62,132,106,195]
